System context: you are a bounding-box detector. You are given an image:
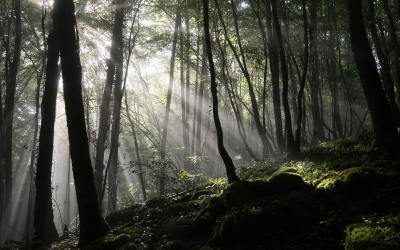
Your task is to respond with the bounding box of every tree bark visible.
[33,14,60,244]
[348,0,400,156]
[367,0,400,127]
[3,0,22,239]
[160,7,181,195]
[94,1,124,200]
[203,0,240,184]
[58,0,110,245]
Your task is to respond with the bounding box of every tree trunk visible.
[265,0,284,153]
[94,1,124,200]
[367,0,400,127]
[179,18,190,171]
[108,0,125,212]
[160,7,181,195]
[33,9,60,244]
[203,0,240,184]
[58,0,110,245]
[3,0,22,239]
[348,0,400,156]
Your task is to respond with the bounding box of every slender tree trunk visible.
[58,0,110,245]
[203,0,240,184]
[94,1,124,200]
[348,0,400,156]
[160,7,181,195]
[179,19,190,171]
[3,0,22,239]
[293,0,309,158]
[33,7,60,244]
[265,0,284,153]
[108,0,125,212]
[196,32,206,167]
[270,0,295,158]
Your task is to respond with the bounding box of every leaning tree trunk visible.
[203,0,240,184]
[33,13,60,244]
[58,0,110,245]
[348,0,400,157]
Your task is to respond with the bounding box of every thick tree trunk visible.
[160,8,181,195]
[33,18,60,244]
[58,0,110,245]
[348,0,400,156]
[203,0,240,184]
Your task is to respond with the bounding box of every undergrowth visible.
[13,132,400,250]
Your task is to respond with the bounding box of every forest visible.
[1,0,400,248]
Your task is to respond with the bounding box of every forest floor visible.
[23,132,400,249]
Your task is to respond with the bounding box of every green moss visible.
[141,196,166,210]
[158,218,193,240]
[106,204,141,226]
[83,234,130,250]
[267,172,305,194]
[210,208,277,247]
[222,181,264,209]
[117,242,138,250]
[163,240,189,250]
[345,219,400,250]
[316,178,344,190]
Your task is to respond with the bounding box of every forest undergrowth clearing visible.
[34,132,400,250]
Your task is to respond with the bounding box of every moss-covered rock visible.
[342,167,375,194]
[345,219,400,250]
[209,208,277,247]
[158,218,193,240]
[117,242,139,250]
[163,240,189,250]
[267,172,305,194]
[106,204,141,226]
[141,196,167,210]
[222,181,265,210]
[82,234,131,250]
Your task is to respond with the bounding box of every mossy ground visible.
[29,132,400,250]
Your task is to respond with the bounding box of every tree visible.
[348,0,400,157]
[203,0,240,184]
[33,1,60,244]
[57,0,110,245]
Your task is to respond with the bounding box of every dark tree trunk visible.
[203,0,240,184]
[108,0,125,212]
[3,0,22,239]
[33,14,60,244]
[293,0,309,158]
[58,0,110,245]
[160,7,181,195]
[265,0,284,153]
[367,0,400,127]
[348,0,400,156]
[94,1,124,200]
[270,0,296,158]
[309,0,324,143]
